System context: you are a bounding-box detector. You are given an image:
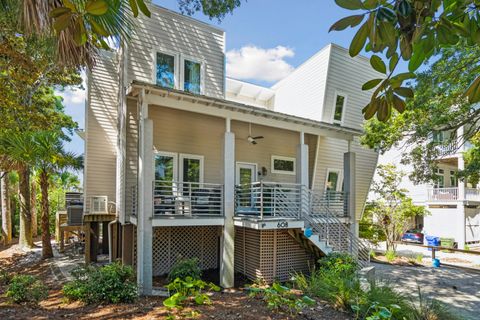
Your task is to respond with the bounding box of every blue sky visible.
[59,0,406,164]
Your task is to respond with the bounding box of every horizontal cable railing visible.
[131,185,137,216]
[153,181,223,216]
[427,187,458,201]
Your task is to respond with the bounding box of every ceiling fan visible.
[247,123,264,145]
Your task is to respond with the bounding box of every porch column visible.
[296,132,309,187]
[457,126,466,249]
[137,90,153,295]
[220,118,235,288]
[344,144,357,237]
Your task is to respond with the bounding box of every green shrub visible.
[248,282,315,315]
[163,276,220,310]
[318,253,358,277]
[385,250,396,263]
[407,288,462,320]
[168,257,202,283]
[63,262,137,304]
[6,275,48,303]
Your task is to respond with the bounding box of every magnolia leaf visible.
[136,0,151,18]
[465,76,480,103]
[363,101,378,120]
[329,15,364,32]
[363,0,378,10]
[49,7,72,18]
[362,78,383,90]
[86,0,108,15]
[90,19,109,36]
[389,53,398,72]
[53,12,72,32]
[334,0,363,10]
[394,87,414,98]
[63,0,77,11]
[408,43,425,72]
[73,18,87,46]
[377,98,390,122]
[129,0,139,17]
[392,72,416,82]
[370,55,386,74]
[393,94,406,113]
[349,22,369,57]
[400,36,412,60]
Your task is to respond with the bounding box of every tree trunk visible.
[31,178,38,237]
[40,170,53,258]
[18,166,33,248]
[1,172,12,245]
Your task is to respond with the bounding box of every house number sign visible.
[277,221,289,228]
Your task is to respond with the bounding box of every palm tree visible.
[34,131,82,258]
[0,132,37,248]
[1,171,12,245]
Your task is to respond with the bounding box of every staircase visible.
[236,182,370,268]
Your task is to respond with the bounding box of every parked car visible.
[401,229,424,244]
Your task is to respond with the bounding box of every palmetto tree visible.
[0,132,37,248]
[34,131,82,258]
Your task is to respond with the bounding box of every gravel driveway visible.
[373,262,480,320]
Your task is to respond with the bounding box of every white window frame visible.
[236,162,258,185]
[179,153,204,184]
[449,170,457,187]
[271,155,296,175]
[434,168,445,188]
[152,48,180,89]
[325,168,343,192]
[153,151,178,181]
[180,54,205,95]
[332,91,348,125]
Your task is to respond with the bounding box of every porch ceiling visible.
[127,81,363,141]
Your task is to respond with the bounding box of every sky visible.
[58,0,407,169]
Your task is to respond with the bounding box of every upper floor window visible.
[325,169,341,191]
[156,52,176,88]
[271,155,296,175]
[183,59,202,94]
[449,170,458,187]
[333,92,347,125]
[434,168,445,188]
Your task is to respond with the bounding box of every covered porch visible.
[124,82,361,294]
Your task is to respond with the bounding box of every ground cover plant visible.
[5,274,48,303]
[167,257,202,282]
[63,262,137,304]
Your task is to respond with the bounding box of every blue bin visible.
[432,258,441,268]
[425,236,440,251]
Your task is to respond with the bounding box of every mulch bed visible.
[0,243,351,319]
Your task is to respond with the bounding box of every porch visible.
[427,187,480,202]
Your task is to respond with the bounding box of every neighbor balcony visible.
[427,187,480,202]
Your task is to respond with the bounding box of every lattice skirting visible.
[152,226,221,276]
[234,227,315,283]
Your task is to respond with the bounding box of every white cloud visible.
[226,45,295,83]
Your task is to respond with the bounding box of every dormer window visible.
[156,52,176,88]
[183,59,202,94]
[333,92,347,125]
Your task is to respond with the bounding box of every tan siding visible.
[149,106,225,184]
[127,5,225,99]
[84,52,118,212]
[233,121,299,184]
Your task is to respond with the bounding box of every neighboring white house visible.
[82,3,379,295]
[372,127,480,249]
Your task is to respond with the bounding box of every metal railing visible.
[153,181,224,216]
[234,181,347,218]
[427,187,480,202]
[435,140,458,156]
[131,185,137,216]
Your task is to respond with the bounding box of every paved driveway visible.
[374,263,480,320]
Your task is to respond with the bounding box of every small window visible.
[333,93,346,124]
[184,59,202,94]
[450,170,457,187]
[156,52,175,88]
[434,168,445,188]
[180,154,204,184]
[325,169,341,191]
[271,156,296,175]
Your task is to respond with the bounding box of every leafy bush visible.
[385,250,396,263]
[167,258,202,283]
[163,276,220,309]
[317,252,358,277]
[248,282,315,315]
[6,275,48,303]
[63,262,137,304]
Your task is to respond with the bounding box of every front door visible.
[236,163,257,209]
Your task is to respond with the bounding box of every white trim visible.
[311,135,321,190]
[179,153,205,183]
[332,90,348,125]
[153,151,178,181]
[180,54,206,95]
[152,48,179,89]
[235,162,257,185]
[325,168,343,191]
[271,155,296,175]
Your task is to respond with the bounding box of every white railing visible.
[234,181,347,218]
[427,187,480,202]
[153,181,223,216]
[427,187,458,201]
[435,141,458,156]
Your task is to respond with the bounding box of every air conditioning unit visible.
[91,196,108,213]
